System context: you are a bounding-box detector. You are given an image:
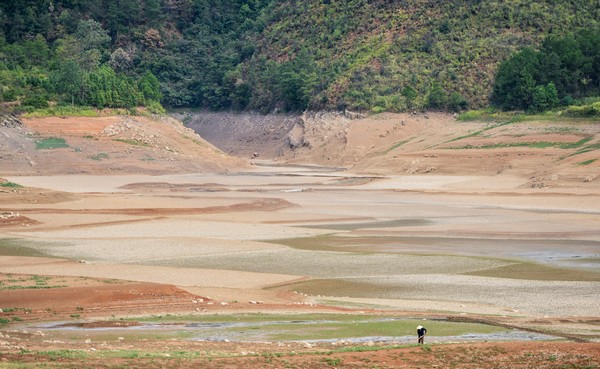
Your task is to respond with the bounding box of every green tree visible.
[138,71,162,102]
[50,60,84,105]
[531,82,559,113]
[492,48,537,110]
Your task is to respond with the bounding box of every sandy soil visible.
[1,113,600,367]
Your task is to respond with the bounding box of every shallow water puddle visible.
[32,316,558,343]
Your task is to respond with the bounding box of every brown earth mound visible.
[0,115,246,176]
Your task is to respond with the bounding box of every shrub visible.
[22,94,49,108]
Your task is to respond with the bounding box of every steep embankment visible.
[184,111,600,189]
[0,113,246,176]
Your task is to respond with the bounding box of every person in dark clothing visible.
[417,325,427,344]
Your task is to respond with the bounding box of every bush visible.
[561,103,600,118]
[448,92,468,112]
[146,100,166,115]
[2,89,18,102]
[22,94,49,108]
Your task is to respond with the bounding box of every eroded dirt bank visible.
[184,111,600,189]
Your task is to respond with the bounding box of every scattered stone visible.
[85,339,92,344]
[302,342,312,349]
[0,113,23,128]
[581,175,596,182]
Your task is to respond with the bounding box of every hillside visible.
[0,112,245,175]
[184,111,600,189]
[1,0,598,112]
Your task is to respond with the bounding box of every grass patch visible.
[578,159,597,166]
[35,137,69,150]
[34,349,88,359]
[121,313,507,343]
[449,136,594,150]
[572,143,600,156]
[113,138,150,147]
[447,121,513,143]
[383,140,410,154]
[464,262,600,282]
[22,106,100,118]
[140,154,156,161]
[0,238,50,257]
[459,108,600,122]
[182,135,205,147]
[560,101,600,118]
[0,181,23,188]
[89,152,109,161]
[456,108,504,122]
[1,284,66,290]
[561,136,594,149]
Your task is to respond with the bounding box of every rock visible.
[302,342,312,349]
[85,339,92,344]
[344,110,365,120]
[0,113,23,128]
[581,175,596,182]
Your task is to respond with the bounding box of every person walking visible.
[417,325,427,344]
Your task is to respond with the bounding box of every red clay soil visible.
[0,275,207,323]
[1,340,598,369]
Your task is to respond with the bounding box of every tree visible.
[531,82,559,113]
[491,47,537,111]
[138,71,162,102]
[109,48,133,73]
[75,19,111,52]
[50,60,84,105]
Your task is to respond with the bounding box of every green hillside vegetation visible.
[492,29,600,113]
[1,0,598,114]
